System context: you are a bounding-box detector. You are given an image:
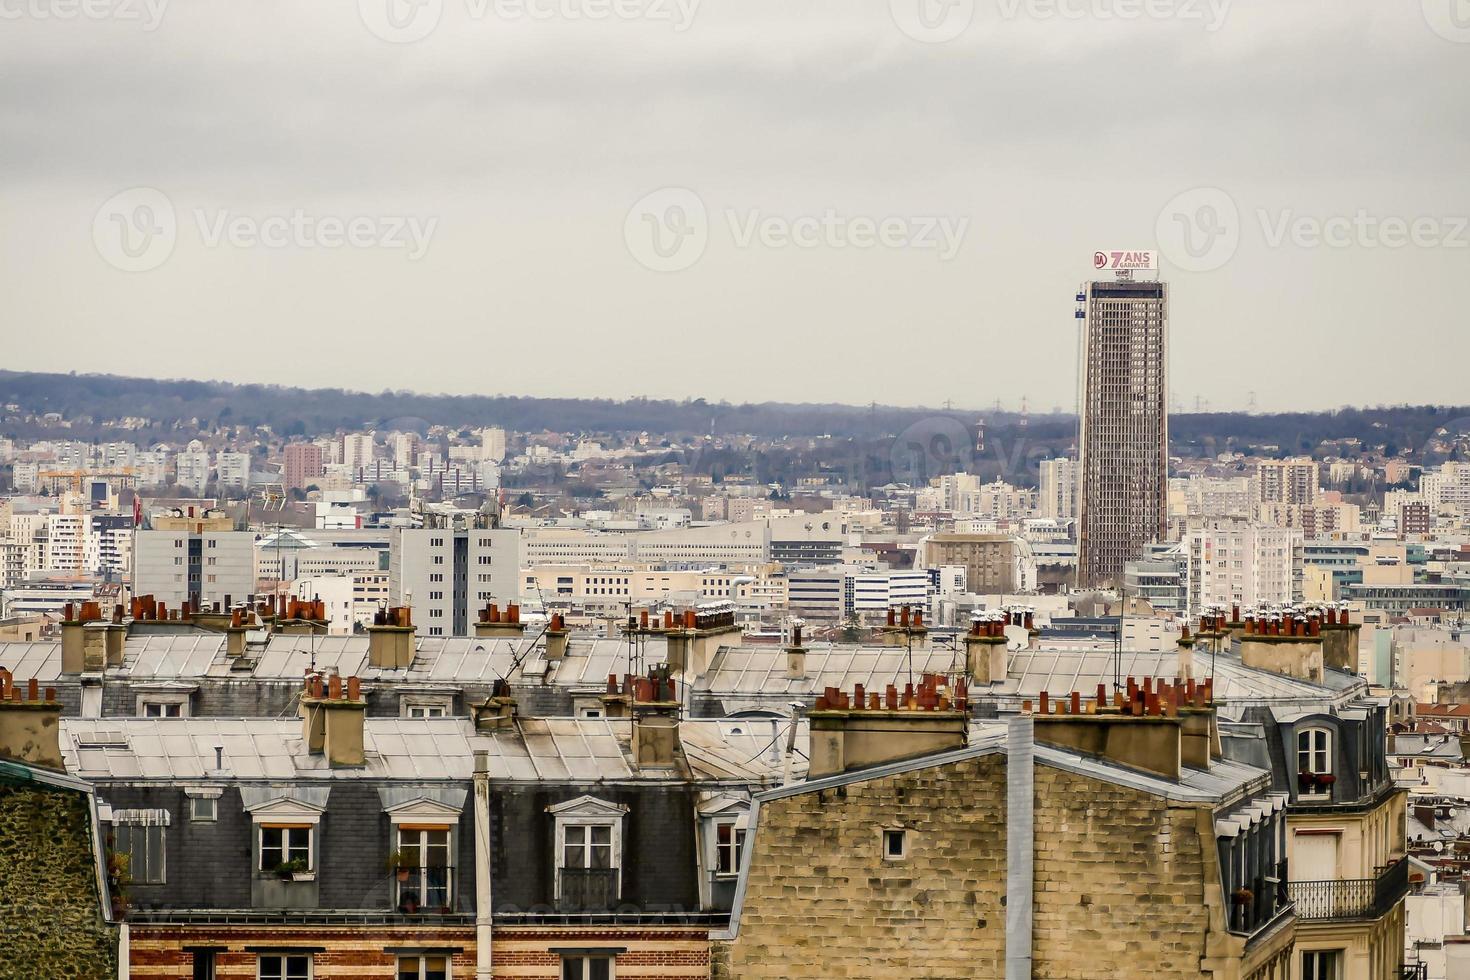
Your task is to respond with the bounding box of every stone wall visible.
[0,780,117,979]
[716,754,1232,979]
[719,754,1009,979]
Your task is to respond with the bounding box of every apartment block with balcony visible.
[1222,668,1409,979]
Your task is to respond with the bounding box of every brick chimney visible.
[964,612,1008,685]
[629,665,682,769]
[598,674,630,719]
[807,675,969,779]
[275,595,330,636]
[473,602,526,640]
[225,605,253,659]
[1238,606,1324,683]
[1319,601,1360,673]
[368,606,416,670]
[785,619,807,680]
[301,674,366,767]
[1176,623,1195,679]
[664,601,740,677]
[544,613,570,662]
[1030,677,1218,780]
[878,604,928,649]
[61,601,122,673]
[0,674,63,769]
[473,679,518,732]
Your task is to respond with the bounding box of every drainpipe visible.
[474,750,493,980]
[118,922,129,980]
[1006,714,1034,980]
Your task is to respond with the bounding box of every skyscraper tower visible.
[1075,255,1168,588]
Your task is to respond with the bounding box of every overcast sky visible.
[1,0,1466,414]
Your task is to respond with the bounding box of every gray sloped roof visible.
[58,716,650,783]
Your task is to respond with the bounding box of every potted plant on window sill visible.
[106,849,131,919]
[387,849,415,883]
[274,858,312,882]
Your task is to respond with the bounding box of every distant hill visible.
[0,371,1464,470]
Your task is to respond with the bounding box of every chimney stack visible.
[1028,676,1220,780]
[473,679,518,732]
[368,606,416,670]
[474,601,528,640]
[964,612,1008,686]
[301,674,367,767]
[544,612,570,661]
[785,619,807,680]
[1238,605,1325,683]
[0,674,63,769]
[630,665,682,769]
[807,674,968,779]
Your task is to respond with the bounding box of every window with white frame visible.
[882,828,909,861]
[259,826,312,873]
[245,797,324,877]
[186,788,221,823]
[560,956,613,980]
[713,818,746,876]
[400,695,453,719]
[257,954,311,980]
[143,701,184,717]
[397,955,449,980]
[548,796,628,905]
[1298,727,1333,794]
[386,797,464,911]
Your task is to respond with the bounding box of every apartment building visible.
[1259,457,1321,506]
[1037,456,1076,520]
[215,450,251,493]
[917,533,1033,594]
[390,522,521,636]
[282,442,324,491]
[133,512,256,609]
[1183,518,1303,617]
[1076,276,1169,587]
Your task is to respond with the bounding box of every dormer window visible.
[548,796,628,912]
[1297,727,1333,796]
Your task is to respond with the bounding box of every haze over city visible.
[3,0,1468,411]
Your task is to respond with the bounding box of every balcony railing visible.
[395,866,455,914]
[1287,856,1409,921]
[557,868,620,912]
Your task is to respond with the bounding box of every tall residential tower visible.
[1076,254,1168,588]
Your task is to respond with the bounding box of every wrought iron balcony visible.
[1287,856,1409,921]
[557,868,620,912]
